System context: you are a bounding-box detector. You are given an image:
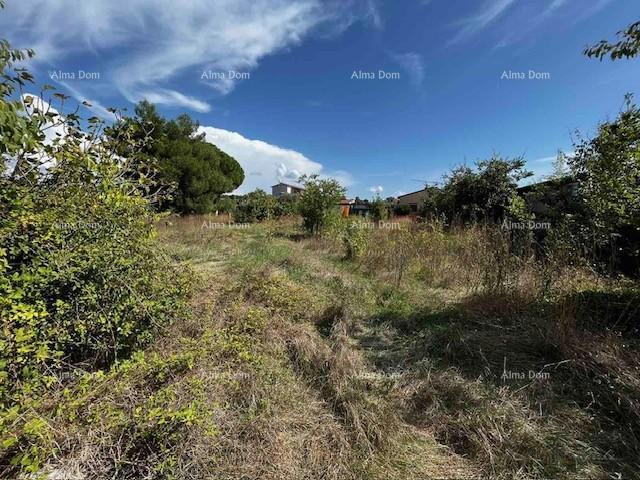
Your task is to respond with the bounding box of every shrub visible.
[342,221,370,260]
[0,35,191,413]
[299,175,345,235]
[273,193,300,218]
[234,189,278,223]
[393,204,411,216]
[213,195,237,215]
[370,197,389,222]
[570,96,640,274]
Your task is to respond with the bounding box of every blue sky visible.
[2,0,639,197]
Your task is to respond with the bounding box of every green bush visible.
[0,33,191,413]
[273,193,300,218]
[234,189,278,223]
[393,204,411,216]
[234,190,300,223]
[214,196,237,215]
[342,221,371,260]
[370,197,389,222]
[299,175,345,235]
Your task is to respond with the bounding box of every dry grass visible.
[12,216,639,480]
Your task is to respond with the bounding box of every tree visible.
[584,20,640,61]
[370,196,389,222]
[234,189,277,223]
[113,101,244,214]
[0,13,189,436]
[298,175,345,234]
[433,156,532,224]
[569,96,640,272]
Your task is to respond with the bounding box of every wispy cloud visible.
[448,0,516,45]
[390,52,425,88]
[57,82,118,120]
[369,185,384,194]
[573,0,615,24]
[1,0,380,112]
[544,0,569,15]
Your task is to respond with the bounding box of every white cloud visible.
[449,0,516,45]
[369,185,384,194]
[1,0,380,111]
[390,52,425,88]
[4,94,65,177]
[198,126,352,194]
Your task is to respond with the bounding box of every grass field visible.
[18,215,640,479]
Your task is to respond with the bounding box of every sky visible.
[1,0,639,197]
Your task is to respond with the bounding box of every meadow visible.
[20,214,633,479]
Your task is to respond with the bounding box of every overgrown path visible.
[36,221,633,479]
[163,223,481,479]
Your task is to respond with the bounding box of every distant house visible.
[396,189,429,213]
[339,198,354,218]
[271,182,305,198]
[349,200,371,217]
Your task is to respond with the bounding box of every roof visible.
[397,188,427,198]
[271,181,305,190]
[516,176,576,193]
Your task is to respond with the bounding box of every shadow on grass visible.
[353,288,640,477]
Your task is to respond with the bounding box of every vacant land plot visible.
[4,216,639,479]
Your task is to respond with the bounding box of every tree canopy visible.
[585,20,640,61]
[570,97,640,240]
[422,156,532,224]
[115,101,244,213]
[299,175,345,234]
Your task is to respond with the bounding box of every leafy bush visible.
[234,189,278,223]
[273,193,300,218]
[421,156,532,224]
[393,204,411,216]
[0,35,191,413]
[213,195,237,215]
[570,96,640,274]
[299,175,345,234]
[370,197,389,222]
[342,221,370,260]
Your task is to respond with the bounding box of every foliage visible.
[585,20,640,61]
[273,193,300,218]
[342,220,370,260]
[213,195,237,214]
[0,24,191,428]
[369,196,389,222]
[570,97,640,273]
[298,175,345,234]
[234,191,300,223]
[421,155,532,224]
[114,101,244,214]
[234,189,278,223]
[393,204,412,216]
